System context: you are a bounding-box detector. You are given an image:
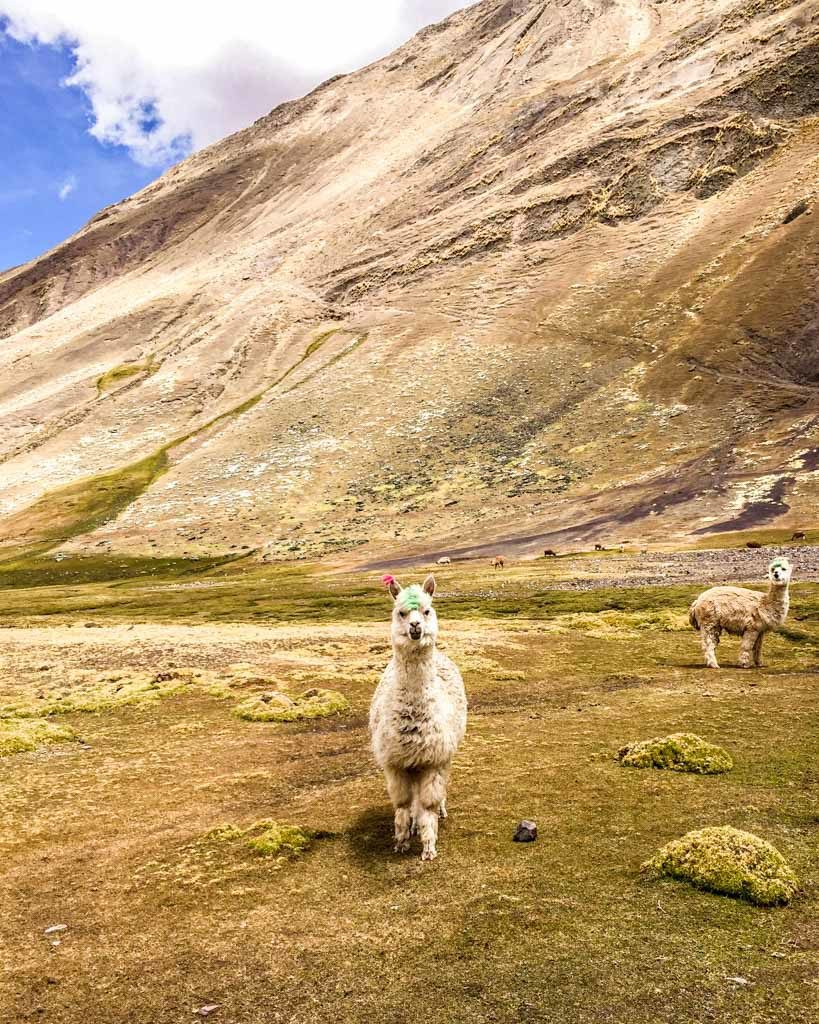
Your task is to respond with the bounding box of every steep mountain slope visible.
[1,0,817,565]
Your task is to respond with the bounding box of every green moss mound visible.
[234,687,349,722]
[617,732,733,774]
[0,718,76,757]
[246,823,313,857]
[207,821,313,860]
[1,670,196,720]
[642,826,798,906]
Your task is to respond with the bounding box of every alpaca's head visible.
[382,574,438,650]
[768,557,792,585]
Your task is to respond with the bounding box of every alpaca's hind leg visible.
[415,768,446,861]
[438,766,451,820]
[753,632,765,668]
[385,766,413,854]
[739,630,759,669]
[701,627,720,669]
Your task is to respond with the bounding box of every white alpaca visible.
[688,557,792,669]
[369,574,467,861]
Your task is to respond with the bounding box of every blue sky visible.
[0,31,161,272]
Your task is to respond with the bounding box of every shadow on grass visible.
[345,806,396,868]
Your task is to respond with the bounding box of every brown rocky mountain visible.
[0,0,817,566]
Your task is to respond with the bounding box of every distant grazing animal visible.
[688,557,792,669]
[491,555,505,569]
[543,549,557,558]
[437,556,451,565]
[370,574,467,861]
[594,544,604,552]
[746,541,762,549]
[791,531,806,541]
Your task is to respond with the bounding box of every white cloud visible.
[0,1,473,166]
[57,175,76,200]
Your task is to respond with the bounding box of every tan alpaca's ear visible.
[423,574,436,597]
[388,578,402,600]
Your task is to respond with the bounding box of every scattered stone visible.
[224,665,273,686]
[43,925,68,935]
[193,1005,220,1017]
[616,733,733,774]
[782,199,810,224]
[513,820,538,843]
[642,826,798,905]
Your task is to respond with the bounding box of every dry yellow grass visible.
[0,560,817,1023]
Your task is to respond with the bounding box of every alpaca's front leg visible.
[738,630,759,669]
[385,766,413,854]
[753,632,765,667]
[416,768,446,861]
[701,627,720,669]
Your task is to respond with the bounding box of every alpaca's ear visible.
[423,574,436,597]
[381,574,402,599]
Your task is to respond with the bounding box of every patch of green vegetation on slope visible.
[0,328,350,564]
[97,357,159,395]
[0,451,169,564]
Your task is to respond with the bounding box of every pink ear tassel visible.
[381,574,396,588]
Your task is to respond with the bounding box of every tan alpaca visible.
[370,575,467,861]
[688,557,792,669]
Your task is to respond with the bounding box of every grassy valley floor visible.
[0,550,817,1023]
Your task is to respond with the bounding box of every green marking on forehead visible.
[770,558,789,569]
[399,584,426,610]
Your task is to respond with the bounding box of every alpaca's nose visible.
[409,624,423,639]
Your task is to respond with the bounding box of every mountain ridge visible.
[0,0,817,565]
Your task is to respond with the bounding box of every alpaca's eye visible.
[399,610,407,618]
[423,609,430,616]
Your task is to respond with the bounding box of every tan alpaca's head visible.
[383,574,438,650]
[768,557,792,585]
